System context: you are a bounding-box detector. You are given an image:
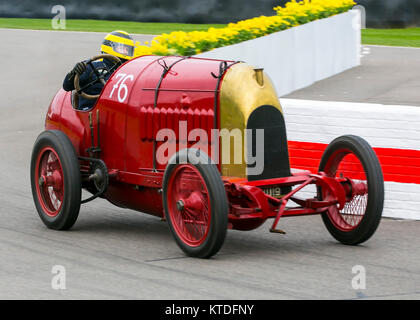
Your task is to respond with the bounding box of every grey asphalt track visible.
[285,45,420,106]
[0,29,419,299]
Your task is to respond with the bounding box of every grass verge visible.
[1,18,420,48]
[362,28,420,48]
[0,18,225,35]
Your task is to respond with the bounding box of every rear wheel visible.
[318,135,384,245]
[163,149,228,258]
[31,130,82,230]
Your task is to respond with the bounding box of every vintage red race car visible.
[31,54,384,258]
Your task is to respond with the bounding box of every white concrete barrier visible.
[280,98,420,221]
[196,10,361,97]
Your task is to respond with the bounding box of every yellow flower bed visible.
[134,0,356,57]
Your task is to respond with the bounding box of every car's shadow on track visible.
[66,207,361,261]
[70,208,173,238]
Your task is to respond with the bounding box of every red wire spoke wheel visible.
[324,150,368,231]
[35,147,64,217]
[163,149,228,258]
[318,135,384,245]
[167,165,211,246]
[31,130,82,230]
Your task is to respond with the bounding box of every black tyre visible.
[31,130,82,230]
[318,135,384,245]
[163,148,228,258]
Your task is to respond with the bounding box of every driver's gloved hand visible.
[72,61,87,75]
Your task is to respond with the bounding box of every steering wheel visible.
[74,54,121,100]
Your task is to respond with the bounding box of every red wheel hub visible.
[166,164,211,247]
[35,147,65,217]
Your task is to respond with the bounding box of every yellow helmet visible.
[101,30,135,60]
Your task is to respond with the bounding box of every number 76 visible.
[109,73,134,103]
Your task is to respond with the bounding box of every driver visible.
[63,30,135,110]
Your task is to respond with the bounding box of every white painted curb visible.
[196,10,361,97]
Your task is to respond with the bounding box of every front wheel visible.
[31,130,82,230]
[318,135,384,245]
[163,149,228,258]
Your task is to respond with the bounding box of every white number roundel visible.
[109,73,134,103]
